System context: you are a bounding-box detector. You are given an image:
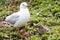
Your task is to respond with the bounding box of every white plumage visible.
[5,2,30,27]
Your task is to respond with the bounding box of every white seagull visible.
[5,2,30,36]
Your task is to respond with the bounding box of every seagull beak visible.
[27,4,30,7]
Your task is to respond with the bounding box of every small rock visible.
[37,25,50,34]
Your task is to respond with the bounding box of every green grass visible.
[0,0,60,40]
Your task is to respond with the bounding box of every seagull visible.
[4,2,30,37]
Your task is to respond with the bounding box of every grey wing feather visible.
[5,13,20,24]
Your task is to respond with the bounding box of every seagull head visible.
[20,2,30,9]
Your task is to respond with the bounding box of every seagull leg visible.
[17,27,22,38]
[17,26,29,38]
[21,26,25,33]
[21,26,29,36]
[18,27,20,33]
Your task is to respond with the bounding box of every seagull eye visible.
[23,4,25,6]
